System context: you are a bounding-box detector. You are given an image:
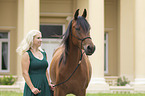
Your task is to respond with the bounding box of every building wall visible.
[0,0,136,84]
[0,0,120,77]
[2,0,145,93]
[119,0,135,81]
[105,0,135,82]
[40,0,74,34]
[40,0,73,13]
[0,0,17,75]
[105,0,118,76]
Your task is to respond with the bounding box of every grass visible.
[67,93,145,96]
[0,91,23,96]
[86,93,145,96]
[0,92,145,96]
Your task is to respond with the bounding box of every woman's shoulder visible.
[22,52,30,60]
[23,51,29,57]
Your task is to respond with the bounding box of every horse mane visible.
[59,16,90,65]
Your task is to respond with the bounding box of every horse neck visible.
[66,39,81,66]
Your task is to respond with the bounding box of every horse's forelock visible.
[77,16,90,32]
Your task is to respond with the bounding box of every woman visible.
[16,30,54,96]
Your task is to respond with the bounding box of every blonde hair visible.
[16,30,43,55]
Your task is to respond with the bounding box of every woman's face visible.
[33,33,42,47]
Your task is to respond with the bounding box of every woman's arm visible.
[46,70,51,85]
[46,70,54,91]
[45,52,55,90]
[22,52,41,94]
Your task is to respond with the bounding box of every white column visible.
[134,0,145,92]
[119,0,135,81]
[16,0,25,91]
[16,0,40,91]
[24,0,40,34]
[87,0,109,93]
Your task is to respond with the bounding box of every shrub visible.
[117,76,130,86]
[0,75,16,85]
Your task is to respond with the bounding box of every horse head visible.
[71,9,95,55]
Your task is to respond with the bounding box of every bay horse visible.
[49,9,95,96]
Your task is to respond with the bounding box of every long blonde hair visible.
[16,30,43,55]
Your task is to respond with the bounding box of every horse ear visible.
[74,9,79,20]
[82,9,87,18]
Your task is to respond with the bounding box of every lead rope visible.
[53,50,85,87]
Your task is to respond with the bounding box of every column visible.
[134,0,145,92]
[16,0,40,91]
[87,0,109,93]
[119,0,135,81]
[23,0,40,34]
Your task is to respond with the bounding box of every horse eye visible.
[37,37,41,39]
[75,28,80,31]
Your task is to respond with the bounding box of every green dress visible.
[23,50,51,96]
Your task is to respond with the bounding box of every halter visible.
[71,31,91,50]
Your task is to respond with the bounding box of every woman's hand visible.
[31,87,41,95]
[49,83,55,91]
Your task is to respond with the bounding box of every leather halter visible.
[71,32,91,49]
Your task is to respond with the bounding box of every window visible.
[104,32,108,74]
[40,24,64,39]
[0,32,9,72]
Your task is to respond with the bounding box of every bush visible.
[0,75,16,85]
[117,76,130,86]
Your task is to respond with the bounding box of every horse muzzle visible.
[84,45,95,55]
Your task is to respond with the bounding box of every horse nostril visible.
[87,45,92,52]
[87,45,95,53]
[85,45,95,55]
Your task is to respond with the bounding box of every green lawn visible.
[0,92,145,96]
[67,93,145,96]
[87,93,145,96]
[0,91,23,96]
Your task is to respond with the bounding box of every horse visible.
[49,9,95,96]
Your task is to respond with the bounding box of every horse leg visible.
[54,87,66,96]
